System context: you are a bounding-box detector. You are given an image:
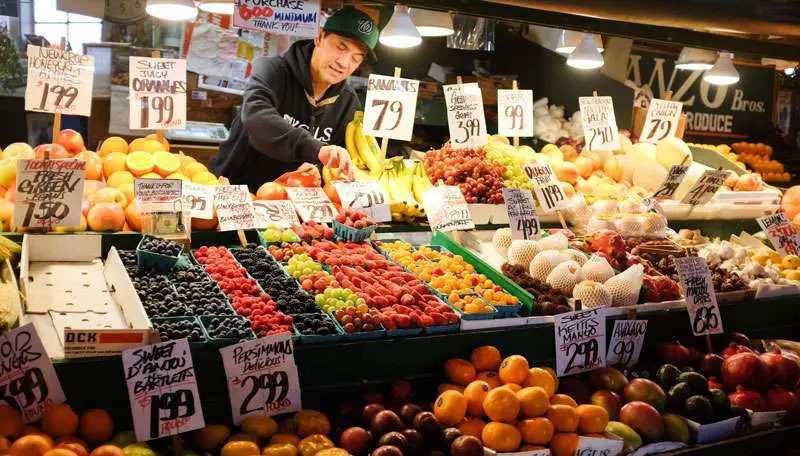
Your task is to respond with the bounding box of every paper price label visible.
[129,57,187,130]
[363,75,419,141]
[285,187,337,223]
[576,436,624,456]
[652,164,689,200]
[680,169,729,206]
[234,0,321,38]
[444,83,487,148]
[182,182,216,220]
[13,159,85,228]
[253,200,300,229]
[220,333,302,424]
[640,197,665,216]
[555,308,606,377]
[26,45,94,116]
[136,178,182,212]
[498,89,534,137]
[757,213,800,257]
[421,186,474,232]
[215,185,257,231]
[123,339,205,441]
[675,256,724,336]
[640,99,683,144]
[0,324,66,422]
[502,188,539,240]
[523,164,569,213]
[334,181,390,223]
[606,320,648,368]
[579,96,620,151]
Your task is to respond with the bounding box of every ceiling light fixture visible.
[198,0,234,15]
[146,0,198,21]
[675,47,716,71]
[567,34,604,70]
[379,5,422,48]
[703,52,740,85]
[409,8,453,37]
[555,30,603,54]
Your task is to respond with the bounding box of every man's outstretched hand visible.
[318,145,354,180]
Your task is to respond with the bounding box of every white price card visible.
[554,308,606,377]
[576,436,624,456]
[579,96,621,151]
[334,180,390,223]
[640,197,665,216]
[523,164,569,213]
[234,0,320,38]
[0,324,66,422]
[674,256,724,336]
[502,188,539,240]
[497,89,534,137]
[651,164,690,200]
[640,99,683,144]
[122,339,205,441]
[13,159,85,228]
[135,178,182,213]
[680,169,729,206]
[25,45,94,117]
[362,74,419,141]
[215,185,257,231]
[182,182,216,220]
[285,187,337,223]
[757,213,800,257]
[444,83,487,148]
[220,333,302,424]
[129,57,187,130]
[606,320,648,368]
[421,186,475,233]
[253,200,300,229]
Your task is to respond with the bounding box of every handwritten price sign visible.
[285,187,337,223]
[576,436,624,456]
[555,308,606,377]
[253,200,300,229]
[182,182,216,220]
[757,213,800,257]
[502,188,539,240]
[497,89,534,137]
[129,57,187,130]
[640,99,683,144]
[421,186,474,233]
[215,185,257,231]
[523,164,569,213]
[444,83,487,148]
[606,320,648,368]
[14,159,85,228]
[652,164,690,200]
[363,75,419,141]
[334,181,390,223]
[579,96,620,151]
[25,45,94,116]
[680,169,729,206]
[675,256,724,336]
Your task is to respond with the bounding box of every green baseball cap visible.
[323,7,379,60]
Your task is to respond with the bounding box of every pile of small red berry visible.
[230,295,293,336]
[335,207,375,229]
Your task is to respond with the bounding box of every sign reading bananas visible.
[363,74,419,141]
[421,186,474,232]
[498,89,534,137]
[444,83,487,148]
[579,96,621,151]
[640,99,682,144]
[335,181,390,223]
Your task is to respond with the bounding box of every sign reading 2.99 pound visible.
[554,308,606,377]
[25,45,95,117]
[129,57,187,130]
[363,74,419,141]
[675,256,724,336]
[579,96,620,151]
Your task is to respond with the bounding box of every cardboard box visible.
[683,415,742,444]
[18,234,153,360]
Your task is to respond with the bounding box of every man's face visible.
[313,32,367,85]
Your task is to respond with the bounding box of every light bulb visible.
[567,34,604,69]
[379,5,422,48]
[703,52,740,85]
[146,0,198,21]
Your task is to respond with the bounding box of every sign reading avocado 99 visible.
[363,74,419,141]
[444,83,487,148]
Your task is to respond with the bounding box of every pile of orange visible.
[432,346,611,456]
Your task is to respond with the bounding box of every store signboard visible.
[554,308,606,377]
[579,96,621,151]
[675,256,724,336]
[497,89,534,137]
[233,0,321,38]
[25,45,95,117]
[129,57,187,130]
[640,99,683,144]
[606,320,648,368]
[363,74,420,141]
[444,82,488,148]
[13,159,85,229]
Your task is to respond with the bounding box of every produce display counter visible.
[665,425,800,456]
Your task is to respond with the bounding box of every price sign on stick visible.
[651,164,690,200]
[421,186,474,232]
[757,213,800,256]
[285,187,337,223]
[523,164,569,213]
[606,320,648,367]
[0,324,66,422]
[497,89,534,137]
[680,169,729,206]
[129,57,187,130]
[13,159,85,228]
[25,45,94,116]
[136,179,182,212]
[675,256,724,336]
[123,339,205,441]
[554,308,606,377]
[444,83,487,148]
[579,96,621,151]
[182,182,216,220]
[334,181,390,223]
[253,200,300,228]
[502,188,539,240]
[215,185,257,231]
[640,99,683,144]
[577,436,624,456]
[220,333,302,424]
[362,74,419,141]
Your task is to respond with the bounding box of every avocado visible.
[678,371,709,394]
[685,395,715,424]
[668,382,692,412]
[709,389,731,416]
[656,364,682,389]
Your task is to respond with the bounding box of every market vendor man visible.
[210,7,378,190]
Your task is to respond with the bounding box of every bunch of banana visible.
[345,111,384,180]
[377,158,432,223]
[0,235,20,262]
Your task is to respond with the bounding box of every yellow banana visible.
[353,112,383,173]
[345,120,368,170]
[352,166,376,181]
[411,161,433,204]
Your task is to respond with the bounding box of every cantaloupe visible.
[539,233,568,251]
[546,260,582,294]
[573,280,612,308]
[605,264,644,307]
[642,213,668,235]
[529,250,568,281]
[655,136,692,169]
[493,228,513,258]
[563,249,588,266]
[582,255,615,283]
[507,240,542,269]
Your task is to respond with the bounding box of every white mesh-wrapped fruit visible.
[605,264,644,307]
[539,233,568,251]
[507,240,542,269]
[529,250,568,281]
[615,216,644,237]
[493,228,513,258]
[641,213,668,235]
[563,249,588,266]
[546,260,582,294]
[573,280,612,308]
[587,216,616,233]
[582,254,615,283]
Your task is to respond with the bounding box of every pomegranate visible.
[701,354,724,378]
[721,342,753,359]
[686,346,703,367]
[728,386,768,412]
[723,352,770,390]
[765,387,799,412]
[708,377,724,390]
[761,351,800,389]
[656,341,691,366]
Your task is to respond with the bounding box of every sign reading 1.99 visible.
[129,57,187,130]
[579,96,620,151]
[25,45,95,117]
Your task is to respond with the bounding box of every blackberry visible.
[154,319,204,342]
[174,281,234,316]
[139,235,182,256]
[204,317,253,339]
[118,250,138,267]
[293,314,337,336]
[231,244,284,281]
[169,266,208,284]
[259,275,318,315]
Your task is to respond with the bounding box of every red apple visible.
[56,129,86,154]
[33,143,69,160]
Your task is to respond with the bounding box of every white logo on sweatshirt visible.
[283,114,333,143]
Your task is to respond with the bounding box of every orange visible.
[43,450,79,456]
[0,437,9,452]
[463,380,490,416]
[241,416,278,440]
[177,153,196,168]
[516,387,550,418]
[499,355,529,385]
[476,371,502,389]
[546,405,579,433]
[482,387,520,422]
[106,170,135,189]
[192,171,218,185]
[166,172,190,181]
[270,434,301,446]
[228,433,259,444]
[0,404,24,438]
[501,384,522,393]
[75,151,102,180]
[42,403,79,438]
[145,133,170,151]
[481,422,521,452]
[153,151,180,176]
[524,368,556,397]
[87,445,123,456]
[125,151,155,176]
[456,418,486,438]
[98,137,128,157]
[129,138,165,154]
[550,394,578,408]
[78,409,113,445]
[433,390,468,426]
[262,443,298,456]
[444,358,477,386]
[9,434,52,456]
[517,418,554,445]
[221,441,261,456]
[542,367,559,391]
[278,419,294,435]
[102,152,127,178]
[470,346,502,371]
[575,404,609,434]
[549,433,579,456]
[140,172,162,179]
[293,410,330,437]
[183,162,209,178]
[437,383,465,395]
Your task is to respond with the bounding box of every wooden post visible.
[151,50,166,144]
[511,80,520,148]
[379,67,401,157]
[452,76,465,245]
[217,176,248,247]
[52,38,67,143]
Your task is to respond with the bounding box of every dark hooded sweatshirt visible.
[210,40,361,191]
